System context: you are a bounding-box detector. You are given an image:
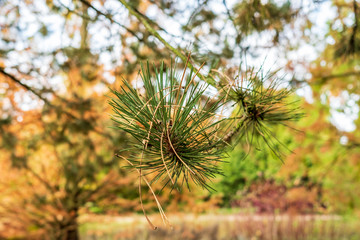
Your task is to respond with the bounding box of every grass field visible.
[79,213,360,240]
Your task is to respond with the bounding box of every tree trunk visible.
[65,217,79,240]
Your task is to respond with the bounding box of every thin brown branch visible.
[316,71,360,84]
[0,67,53,107]
[1,67,112,138]
[78,0,143,42]
[349,0,359,54]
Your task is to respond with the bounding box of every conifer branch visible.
[118,0,216,87]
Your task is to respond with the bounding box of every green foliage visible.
[218,123,295,205]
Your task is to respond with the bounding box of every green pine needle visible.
[222,67,303,159]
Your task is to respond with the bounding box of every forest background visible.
[0,0,360,239]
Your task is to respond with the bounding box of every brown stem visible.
[0,67,54,107]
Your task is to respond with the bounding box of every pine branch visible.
[218,67,303,159]
[110,61,225,191]
[118,0,216,87]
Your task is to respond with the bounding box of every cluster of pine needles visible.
[109,59,228,228]
[217,66,303,159]
[109,58,302,228]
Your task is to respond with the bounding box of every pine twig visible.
[118,0,216,87]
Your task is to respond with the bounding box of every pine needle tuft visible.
[109,61,226,191]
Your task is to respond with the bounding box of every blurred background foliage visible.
[0,0,359,239]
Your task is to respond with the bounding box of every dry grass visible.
[79,213,360,240]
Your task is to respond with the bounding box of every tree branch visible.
[118,0,216,87]
[316,71,360,84]
[0,67,54,107]
[77,0,143,42]
[0,67,112,138]
[291,71,360,86]
[349,0,359,54]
